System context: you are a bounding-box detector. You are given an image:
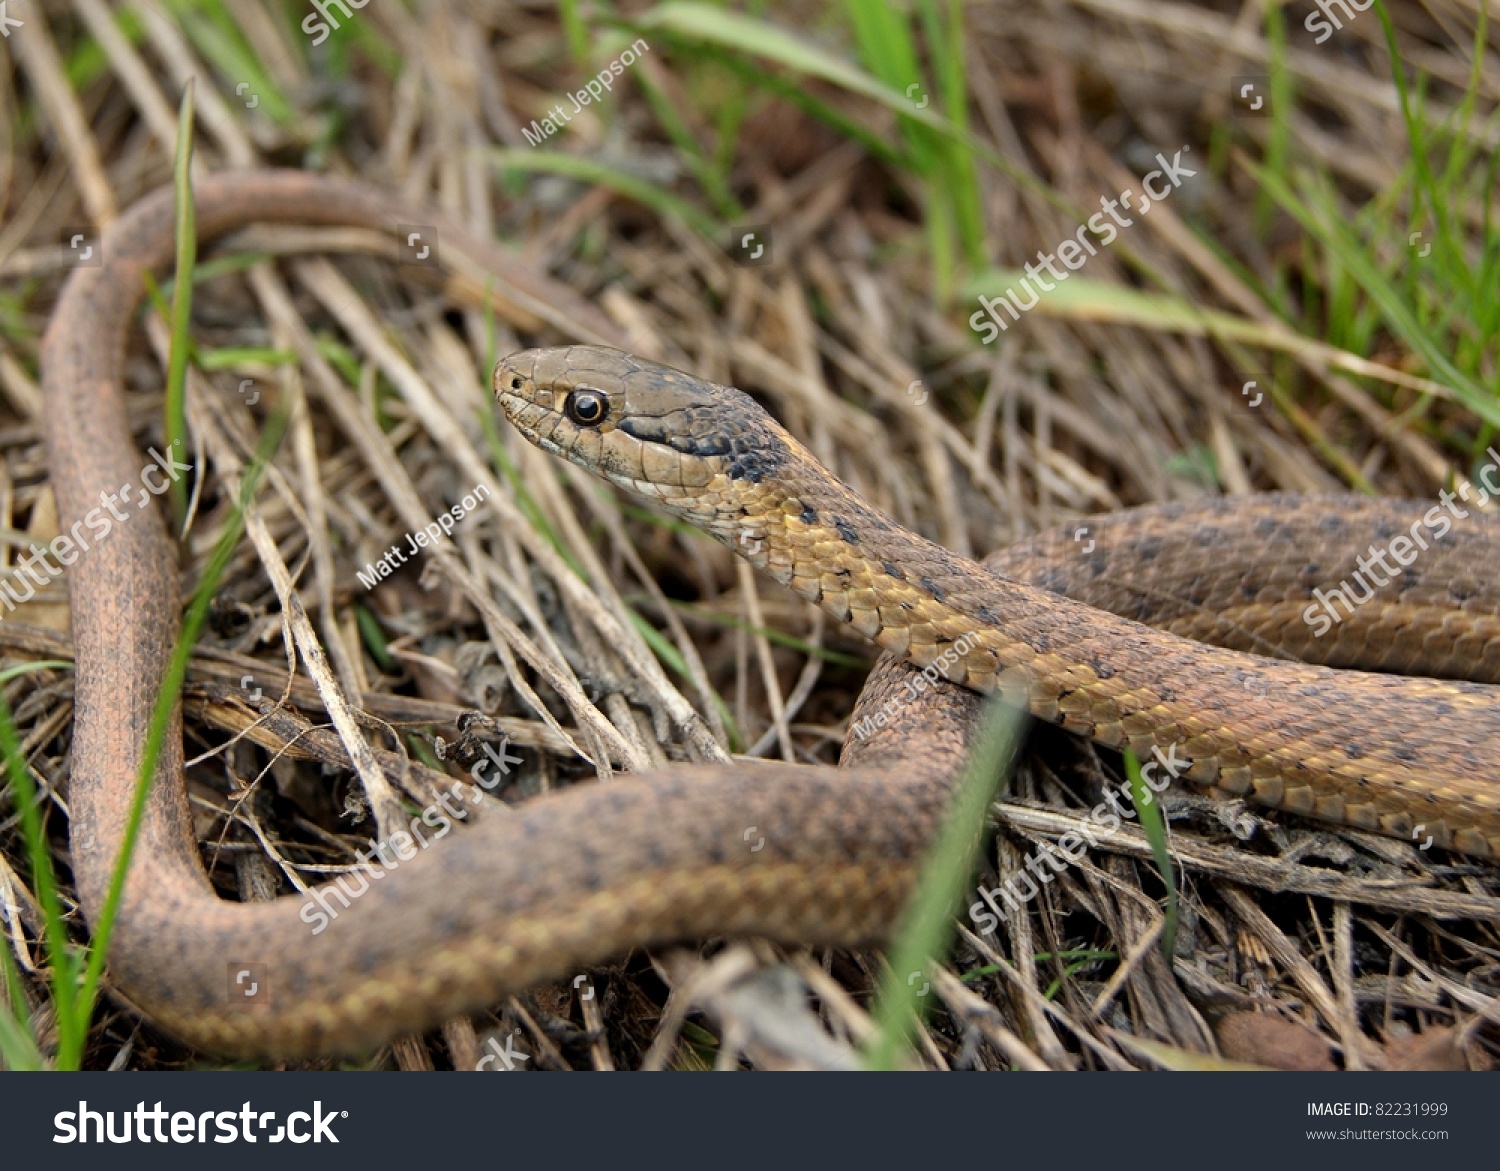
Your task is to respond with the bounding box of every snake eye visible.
[565,389,608,427]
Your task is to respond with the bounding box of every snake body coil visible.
[39,172,1500,1058]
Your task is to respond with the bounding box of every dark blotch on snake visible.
[728,447,780,483]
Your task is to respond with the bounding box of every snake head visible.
[494,346,791,547]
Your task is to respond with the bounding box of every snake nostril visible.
[510,376,523,390]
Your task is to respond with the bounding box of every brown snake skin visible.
[38,171,1500,1058]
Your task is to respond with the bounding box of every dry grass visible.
[0,0,1496,1070]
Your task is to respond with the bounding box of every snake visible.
[36,170,1500,1060]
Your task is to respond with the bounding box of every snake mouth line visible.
[495,395,557,450]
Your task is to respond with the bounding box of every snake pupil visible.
[566,389,607,427]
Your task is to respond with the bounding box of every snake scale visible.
[36,171,1500,1058]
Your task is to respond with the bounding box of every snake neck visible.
[678,424,1500,857]
[677,420,1016,687]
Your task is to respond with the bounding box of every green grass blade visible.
[559,0,591,62]
[488,148,722,240]
[925,0,985,264]
[172,6,294,127]
[1245,159,1500,431]
[354,602,395,672]
[963,269,1472,410]
[0,956,45,1069]
[633,3,971,153]
[624,609,740,749]
[1124,749,1178,960]
[631,65,744,221]
[862,699,1025,1070]
[0,661,79,1063]
[165,84,198,531]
